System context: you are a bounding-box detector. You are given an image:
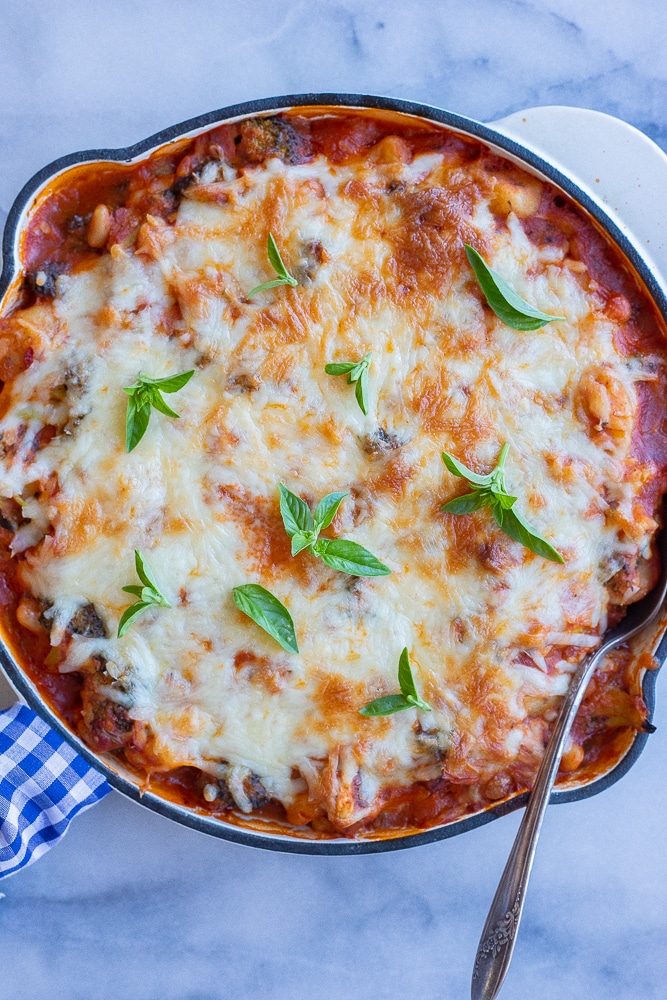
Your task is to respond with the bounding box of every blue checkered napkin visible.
[0,702,110,879]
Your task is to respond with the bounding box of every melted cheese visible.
[0,127,661,832]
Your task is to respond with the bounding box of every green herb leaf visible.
[313,491,348,531]
[397,647,418,700]
[313,538,391,577]
[247,278,291,295]
[491,503,565,564]
[441,491,488,515]
[291,531,315,556]
[360,647,432,716]
[323,361,358,376]
[406,694,433,711]
[441,442,564,563]
[495,491,518,510]
[232,583,299,653]
[123,370,194,452]
[123,585,163,604]
[248,233,298,297]
[464,244,566,331]
[139,371,195,393]
[278,486,391,577]
[325,352,371,415]
[118,551,171,638]
[117,602,153,639]
[441,450,495,487]
[134,550,163,595]
[359,694,414,716]
[355,367,369,416]
[125,398,151,453]
[147,390,180,419]
[279,484,314,537]
[266,233,295,281]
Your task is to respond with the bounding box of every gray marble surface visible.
[1,2,667,997]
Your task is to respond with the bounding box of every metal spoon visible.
[471,538,667,1000]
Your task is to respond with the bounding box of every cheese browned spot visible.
[0,111,666,838]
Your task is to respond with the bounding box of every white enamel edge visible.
[489,105,667,292]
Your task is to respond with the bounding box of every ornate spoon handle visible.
[470,516,667,1000]
[470,642,607,1000]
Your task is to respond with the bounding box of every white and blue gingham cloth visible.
[0,702,110,879]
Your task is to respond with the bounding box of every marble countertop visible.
[2,2,667,997]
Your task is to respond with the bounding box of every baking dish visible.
[1,93,666,854]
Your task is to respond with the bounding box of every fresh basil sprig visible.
[123,369,194,452]
[360,648,432,716]
[248,233,298,297]
[324,352,372,415]
[118,550,171,637]
[232,583,299,653]
[279,484,391,577]
[464,244,565,331]
[441,442,564,563]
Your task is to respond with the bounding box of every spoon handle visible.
[470,646,603,1000]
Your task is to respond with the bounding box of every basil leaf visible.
[278,488,391,578]
[324,362,358,376]
[355,367,369,416]
[118,601,153,638]
[464,244,566,331]
[248,234,298,297]
[291,531,314,556]
[279,484,314,537]
[359,694,413,716]
[143,370,194,393]
[125,398,151,452]
[360,648,432,716]
[493,491,518,511]
[492,503,564,564]
[441,491,487,515]
[147,389,180,419]
[267,233,297,284]
[248,278,293,296]
[118,552,170,637]
[325,352,371,415]
[407,693,433,712]
[232,584,299,653]
[135,552,170,605]
[134,550,159,593]
[313,491,348,531]
[313,538,391,577]
[122,584,164,604]
[441,451,494,487]
[441,443,564,563]
[348,360,366,379]
[125,370,194,394]
[397,647,418,700]
[124,370,193,452]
